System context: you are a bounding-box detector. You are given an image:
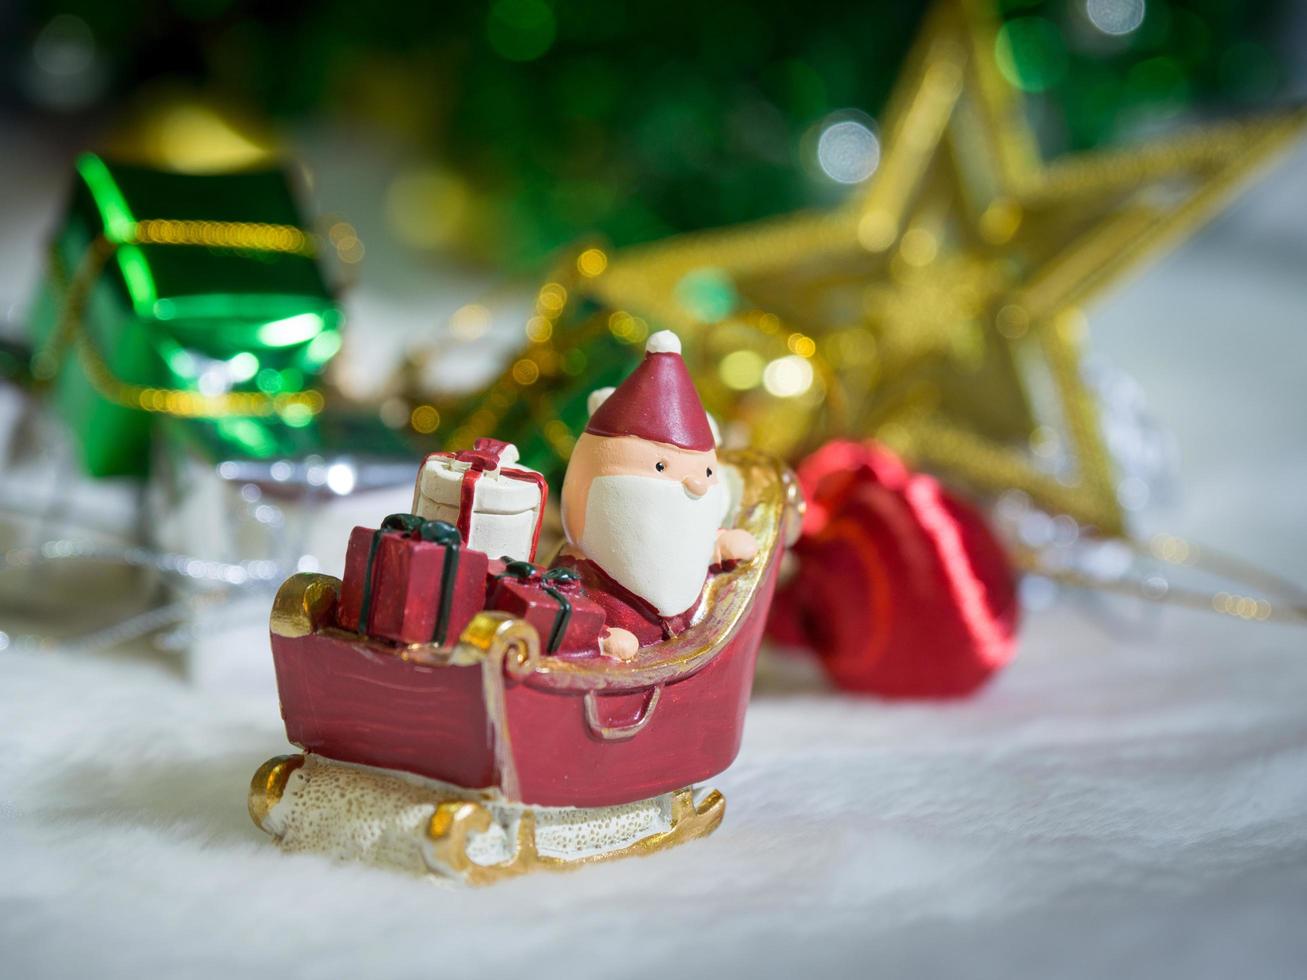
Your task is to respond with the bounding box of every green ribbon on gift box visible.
[496,561,579,654]
[358,514,464,646]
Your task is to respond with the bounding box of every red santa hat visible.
[585,330,716,452]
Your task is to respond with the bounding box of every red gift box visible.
[485,556,509,596]
[488,562,607,657]
[339,514,490,646]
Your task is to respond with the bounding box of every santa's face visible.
[562,433,726,616]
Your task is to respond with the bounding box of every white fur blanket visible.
[3,608,1305,979]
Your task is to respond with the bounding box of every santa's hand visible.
[714,528,759,564]
[599,627,640,662]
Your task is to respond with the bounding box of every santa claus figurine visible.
[557,330,759,661]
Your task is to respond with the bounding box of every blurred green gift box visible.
[27,152,342,477]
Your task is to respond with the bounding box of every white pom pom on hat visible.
[645,330,682,355]
[586,386,615,416]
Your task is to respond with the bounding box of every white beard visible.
[578,474,726,617]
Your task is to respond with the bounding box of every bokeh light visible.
[899,228,938,267]
[450,303,491,340]
[511,358,540,385]
[719,350,765,390]
[33,14,93,77]
[577,248,608,277]
[410,404,441,434]
[325,462,357,496]
[675,268,738,322]
[1086,0,1146,37]
[787,333,817,358]
[537,282,568,314]
[607,311,649,345]
[762,355,814,397]
[328,220,365,264]
[24,13,104,110]
[816,117,881,184]
[525,316,553,342]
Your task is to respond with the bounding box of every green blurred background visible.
[2,0,1300,271]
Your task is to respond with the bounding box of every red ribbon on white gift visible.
[425,438,549,561]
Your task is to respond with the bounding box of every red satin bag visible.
[768,441,1019,698]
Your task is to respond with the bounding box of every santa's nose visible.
[682,475,709,498]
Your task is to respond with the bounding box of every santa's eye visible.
[706,467,713,477]
[655,461,666,472]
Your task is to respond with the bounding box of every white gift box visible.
[412,439,546,562]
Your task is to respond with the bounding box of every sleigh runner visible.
[250,450,802,883]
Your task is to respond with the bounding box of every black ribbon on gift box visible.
[357,513,463,645]
[496,560,580,653]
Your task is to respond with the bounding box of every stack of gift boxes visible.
[341,438,606,656]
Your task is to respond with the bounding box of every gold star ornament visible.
[432,0,1304,536]
[420,0,1307,538]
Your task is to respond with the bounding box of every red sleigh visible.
[249,450,802,882]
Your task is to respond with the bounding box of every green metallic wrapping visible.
[27,153,342,477]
